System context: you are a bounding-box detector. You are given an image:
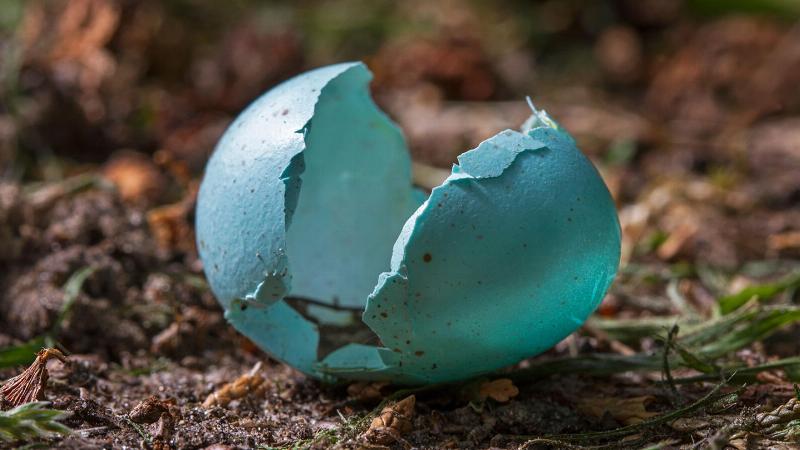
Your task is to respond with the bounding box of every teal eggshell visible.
[196,62,621,384]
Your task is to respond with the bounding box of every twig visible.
[667,357,800,384]
[661,324,681,403]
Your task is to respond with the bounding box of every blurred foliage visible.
[689,0,800,18]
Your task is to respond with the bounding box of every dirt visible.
[0,168,797,448]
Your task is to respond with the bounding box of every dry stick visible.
[662,324,681,404]
[581,322,636,356]
[520,437,615,450]
[521,435,658,450]
[668,356,800,384]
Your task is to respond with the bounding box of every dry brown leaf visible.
[670,416,713,432]
[657,221,698,260]
[146,182,198,254]
[347,381,390,404]
[20,0,120,122]
[202,362,267,408]
[103,151,167,205]
[21,0,119,64]
[49,0,119,62]
[728,438,750,450]
[478,378,519,403]
[768,231,800,252]
[364,395,415,445]
[0,348,67,409]
[577,395,659,425]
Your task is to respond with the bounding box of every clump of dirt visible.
[0,181,224,360]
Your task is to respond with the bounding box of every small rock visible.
[129,395,170,424]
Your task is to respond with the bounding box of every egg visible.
[196,62,621,384]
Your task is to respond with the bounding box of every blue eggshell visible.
[196,62,621,384]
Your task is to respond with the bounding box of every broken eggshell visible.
[196,62,621,385]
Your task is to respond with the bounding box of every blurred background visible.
[1,1,800,447]
[2,0,800,358]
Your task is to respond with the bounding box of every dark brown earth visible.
[1,1,800,449]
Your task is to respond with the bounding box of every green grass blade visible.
[0,266,94,368]
[0,339,45,369]
[718,271,800,314]
[513,305,800,381]
[0,402,70,443]
[49,266,95,341]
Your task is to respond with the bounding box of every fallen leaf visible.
[657,221,698,260]
[728,437,750,450]
[670,416,713,432]
[20,0,121,121]
[478,378,519,403]
[146,182,198,254]
[768,231,800,253]
[202,362,267,408]
[577,395,659,425]
[103,151,166,205]
[347,381,390,404]
[364,395,415,445]
[0,348,67,409]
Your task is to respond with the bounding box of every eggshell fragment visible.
[196,62,621,384]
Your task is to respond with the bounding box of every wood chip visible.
[478,378,519,403]
[202,362,267,408]
[364,395,415,445]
